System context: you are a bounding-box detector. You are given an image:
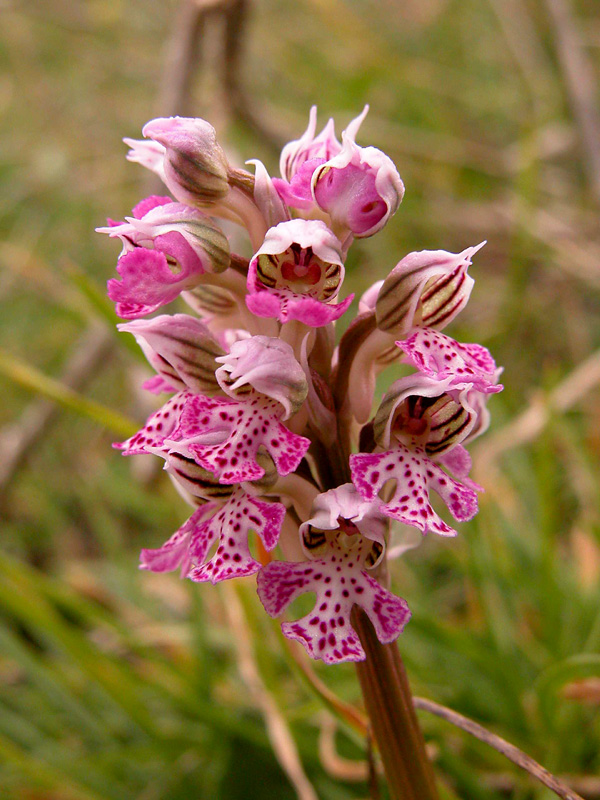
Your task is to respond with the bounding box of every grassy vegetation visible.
[1,0,599,797]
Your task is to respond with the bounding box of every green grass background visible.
[1,0,599,797]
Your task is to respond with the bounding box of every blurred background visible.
[1,0,600,797]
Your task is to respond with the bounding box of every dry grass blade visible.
[546,0,600,202]
[318,712,373,782]
[221,583,319,800]
[413,697,585,800]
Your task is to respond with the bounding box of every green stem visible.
[351,606,440,800]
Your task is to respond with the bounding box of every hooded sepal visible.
[299,483,387,566]
[312,140,404,238]
[141,116,230,206]
[246,219,352,326]
[215,335,308,418]
[376,244,484,337]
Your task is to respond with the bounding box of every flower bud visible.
[142,117,230,207]
[312,136,404,238]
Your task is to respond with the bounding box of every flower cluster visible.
[100,107,502,664]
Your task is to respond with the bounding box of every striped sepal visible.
[376,244,483,336]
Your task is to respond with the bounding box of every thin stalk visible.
[351,606,440,800]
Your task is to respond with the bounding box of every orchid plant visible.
[100,106,502,796]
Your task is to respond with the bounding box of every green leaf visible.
[0,348,137,438]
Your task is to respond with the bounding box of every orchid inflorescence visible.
[99,106,502,665]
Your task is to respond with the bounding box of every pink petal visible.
[140,503,218,576]
[115,391,190,456]
[132,195,172,219]
[188,488,285,584]
[397,329,503,393]
[141,375,177,395]
[257,551,410,665]
[166,394,310,483]
[279,106,341,182]
[246,290,353,327]
[350,443,479,536]
[108,248,206,319]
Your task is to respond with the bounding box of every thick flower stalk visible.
[100,107,502,669]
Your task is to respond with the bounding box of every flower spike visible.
[105,104,503,667]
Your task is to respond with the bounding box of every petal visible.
[279,106,341,182]
[108,248,207,319]
[100,203,230,275]
[257,553,410,664]
[115,391,190,456]
[350,444,479,536]
[166,394,310,483]
[247,159,289,227]
[140,502,218,576]
[141,375,177,395]
[188,488,285,583]
[123,138,166,180]
[272,158,325,211]
[246,290,354,327]
[131,195,172,219]
[397,329,503,394]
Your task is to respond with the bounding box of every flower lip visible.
[376,243,485,336]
